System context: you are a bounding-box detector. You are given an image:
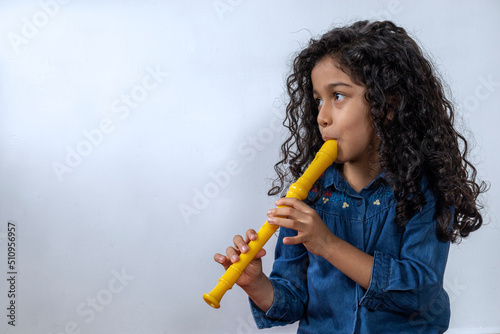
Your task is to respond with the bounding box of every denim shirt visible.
[250,165,451,333]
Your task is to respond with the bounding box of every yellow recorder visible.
[203,140,337,309]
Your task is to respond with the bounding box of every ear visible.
[385,93,401,121]
[386,110,395,121]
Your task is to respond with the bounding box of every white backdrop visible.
[1,1,499,333]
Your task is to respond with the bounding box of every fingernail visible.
[267,210,273,216]
[241,245,248,252]
[218,256,225,262]
[268,217,275,224]
[231,255,239,262]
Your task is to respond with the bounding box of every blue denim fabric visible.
[250,165,451,333]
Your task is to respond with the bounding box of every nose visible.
[317,105,332,128]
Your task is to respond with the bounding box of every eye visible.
[334,92,345,101]
[315,98,323,107]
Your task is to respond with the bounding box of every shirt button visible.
[356,199,362,206]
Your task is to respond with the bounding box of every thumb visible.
[253,248,266,260]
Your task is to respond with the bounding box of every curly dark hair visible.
[269,20,487,243]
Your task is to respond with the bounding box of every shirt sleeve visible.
[359,200,451,315]
[250,226,309,329]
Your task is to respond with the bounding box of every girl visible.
[214,20,486,333]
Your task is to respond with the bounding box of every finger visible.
[282,235,303,245]
[254,248,266,260]
[269,206,313,226]
[268,216,304,232]
[214,253,231,269]
[233,235,248,253]
[275,197,313,212]
[226,246,240,263]
[268,206,297,219]
[245,229,258,244]
[214,253,226,263]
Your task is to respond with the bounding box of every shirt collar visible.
[323,164,343,191]
[323,163,389,194]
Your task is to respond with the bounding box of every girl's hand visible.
[213,229,267,288]
[267,198,335,258]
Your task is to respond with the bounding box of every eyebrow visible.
[313,82,353,95]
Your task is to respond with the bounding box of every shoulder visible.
[401,174,440,226]
[384,171,437,209]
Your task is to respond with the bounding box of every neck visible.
[341,158,381,193]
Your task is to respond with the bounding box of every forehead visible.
[311,57,356,85]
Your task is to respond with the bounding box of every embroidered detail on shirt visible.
[373,199,380,206]
[311,190,354,208]
[308,184,356,208]
[367,185,393,204]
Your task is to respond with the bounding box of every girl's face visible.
[311,56,378,167]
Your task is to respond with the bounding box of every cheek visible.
[359,124,377,146]
[357,109,376,141]
[341,119,375,149]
